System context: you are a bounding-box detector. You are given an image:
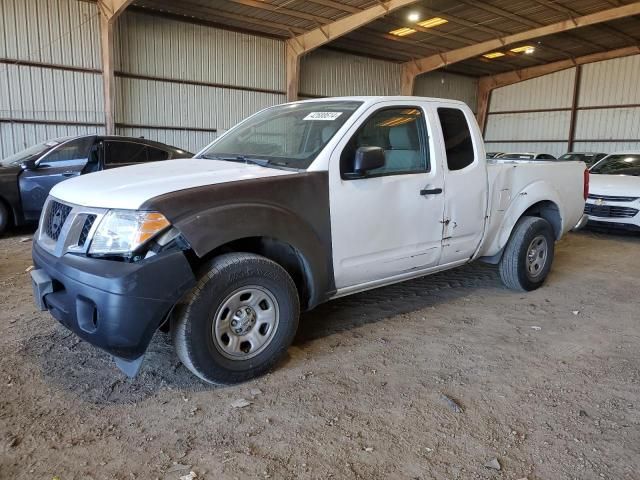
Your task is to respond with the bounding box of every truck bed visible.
[479,159,586,258]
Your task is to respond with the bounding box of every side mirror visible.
[21,159,37,170]
[345,146,385,179]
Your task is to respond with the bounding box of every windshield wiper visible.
[201,154,271,167]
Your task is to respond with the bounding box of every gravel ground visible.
[0,228,639,480]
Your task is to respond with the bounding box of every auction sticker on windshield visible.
[303,112,343,121]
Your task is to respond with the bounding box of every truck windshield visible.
[0,139,66,167]
[590,154,640,176]
[200,101,362,169]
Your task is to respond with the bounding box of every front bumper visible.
[583,200,640,232]
[31,242,196,370]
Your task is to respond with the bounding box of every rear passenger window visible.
[340,107,429,177]
[147,147,170,162]
[104,141,147,165]
[438,108,475,171]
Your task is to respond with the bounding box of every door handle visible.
[420,188,443,196]
[62,171,76,177]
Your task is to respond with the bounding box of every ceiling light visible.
[417,17,448,28]
[510,45,535,54]
[408,12,420,22]
[483,52,505,59]
[389,27,417,36]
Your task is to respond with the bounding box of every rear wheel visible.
[171,253,300,385]
[499,216,555,291]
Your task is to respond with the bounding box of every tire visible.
[0,202,9,234]
[499,216,555,292]
[171,253,300,385]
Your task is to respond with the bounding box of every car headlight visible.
[89,210,171,255]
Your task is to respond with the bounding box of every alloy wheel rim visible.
[212,286,280,361]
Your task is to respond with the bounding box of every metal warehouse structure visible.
[1,0,640,157]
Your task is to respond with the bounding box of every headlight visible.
[89,210,170,255]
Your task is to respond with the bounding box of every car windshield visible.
[500,153,535,160]
[590,154,640,176]
[199,101,363,169]
[0,139,67,167]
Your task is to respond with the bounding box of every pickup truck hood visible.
[50,158,296,210]
[589,173,640,197]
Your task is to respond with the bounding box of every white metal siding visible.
[113,11,286,151]
[0,0,104,157]
[573,141,640,153]
[490,69,575,111]
[485,111,571,141]
[300,49,401,97]
[579,55,640,107]
[414,72,478,112]
[115,77,285,132]
[575,107,640,141]
[0,0,101,69]
[0,64,103,123]
[115,12,284,91]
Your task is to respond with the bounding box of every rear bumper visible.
[572,214,589,231]
[31,242,196,363]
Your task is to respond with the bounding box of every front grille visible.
[78,215,97,247]
[588,193,639,202]
[44,201,72,240]
[584,203,639,218]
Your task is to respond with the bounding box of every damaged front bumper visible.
[31,242,196,376]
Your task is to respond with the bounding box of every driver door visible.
[19,136,95,220]
[329,103,445,290]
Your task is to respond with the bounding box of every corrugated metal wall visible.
[484,69,575,157]
[574,55,640,153]
[113,11,286,153]
[0,0,104,158]
[300,49,401,97]
[414,72,478,113]
[485,55,640,157]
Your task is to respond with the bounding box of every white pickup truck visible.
[30,97,587,384]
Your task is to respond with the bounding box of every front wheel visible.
[171,253,300,385]
[499,216,555,291]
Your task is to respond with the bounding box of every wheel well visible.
[193,237,314,310]
[522,200,562,239]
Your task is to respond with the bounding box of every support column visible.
[99,12,116,134]
[98,0,132,134]
[400,64,418,96]
[567,65,582,152]
[285,42,301,102]
[476,79,492,136]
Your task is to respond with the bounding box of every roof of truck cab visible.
[292,96,469,107]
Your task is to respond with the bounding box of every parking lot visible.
[1,228,638,480]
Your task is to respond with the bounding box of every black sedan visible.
[0,135,192,233]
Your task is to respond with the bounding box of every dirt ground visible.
[0,228,639,480]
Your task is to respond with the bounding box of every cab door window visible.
[104,141,147,165]
[437,108,475,171]
[340,107,429,178]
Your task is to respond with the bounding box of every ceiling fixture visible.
[389,27,417,36]
[408,12,420,22]
[483,52,505,59]
[510,45,536,54]
[417,17,448,28]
